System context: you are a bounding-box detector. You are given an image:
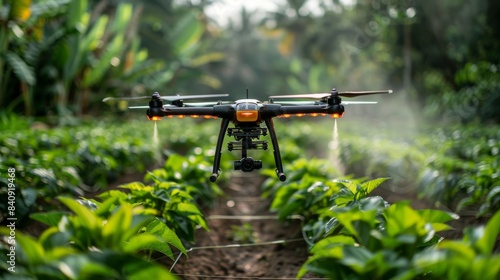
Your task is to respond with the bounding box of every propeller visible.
[103,93,229,103]
[184,101,233,107]
[127,101,233,109]
[269,100,378,106]
[341,101,378,105]
[269,89,393,99]
[128,106,150,109]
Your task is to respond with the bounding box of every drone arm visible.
[157,105,234,118]
[210,118,231,182]
[161,107,216,116]
[261,104,343,118]
[278,105,343,115]
[264,118,286,182]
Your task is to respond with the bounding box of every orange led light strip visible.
[277,113,341,118]
[149,115,218,120]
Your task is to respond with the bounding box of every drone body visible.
[104,88,392,182]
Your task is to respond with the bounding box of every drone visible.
[103,88,392,182]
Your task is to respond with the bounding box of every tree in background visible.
[257,0,500,123]
[0,0,223,123]
[2,0,498,124]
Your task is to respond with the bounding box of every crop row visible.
[0,115,225,279]
[1,115,499,278]
[0,148,225,278]
[0,114,225,221]
[335,123,500,217]
[2,115,498,221]
[261,158,500,279]
[270,118,500,217]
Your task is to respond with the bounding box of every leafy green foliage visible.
[267,172,461,279]
[4,51,35,85]
[0,196,180,279]
[262,157,341,198]
[270,176,340,221]
[99,179,209,244]
[30,197,186,258]
[335,121,500,217]
[261,153,498,279]
[1,0,222,118]
[419,126,500,216]
[145,153,224,204]
[298,201,459,279]
[0,120,157,221]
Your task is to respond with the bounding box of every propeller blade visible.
[188,101,233,107]
[342,101,378,105]
[103,93,229,103]
[270,101,318,105]
[269,90,393,99]
[270,100,377,106]
[128,106,150,109]
[161,94,229,101]
[338,90,393,97]
[184,102,222,107]
[269,93,329,99]
[103,96,150,102]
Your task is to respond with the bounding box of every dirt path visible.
[160,173,316,279]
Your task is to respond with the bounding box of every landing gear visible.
[209,120,286,182]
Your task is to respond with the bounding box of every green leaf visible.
[5,52,35,85]
[437,240,476,260]
[278,200,302,220]
[81,14,109,51]
[334,209,378,241]
[339,246,373,274]
[82,34,125,87]
[361,177,390,195]
[108,3,133,34]
[146,219,186,256]
[88,251,177,280]
[311,235,356,254]
[297,247,343,278]
[476,210,500,255]
[30,211,67,227]
[190,52,225,67]
[124,233,174,259]
[170,11,204,56]
[175,202,202,216]
[330,187,354,206]
[58,196,100,231]
[324,217,340,236]
[39,227,72,249]
[418,209,459,224]
[358,196,388,211]
[78,261,121,279]
[66,0,87,29]
[102,204,133,247]
[0,228,45,265]
[385,202,426,238]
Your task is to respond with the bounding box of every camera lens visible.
[241,158,255,172]
[234,158,262,172]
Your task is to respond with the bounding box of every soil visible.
[159,173,317,279]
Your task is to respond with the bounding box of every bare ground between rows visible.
[159,173,315,279]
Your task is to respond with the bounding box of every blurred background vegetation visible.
[1,0,498,124]
[2,2,500,277]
